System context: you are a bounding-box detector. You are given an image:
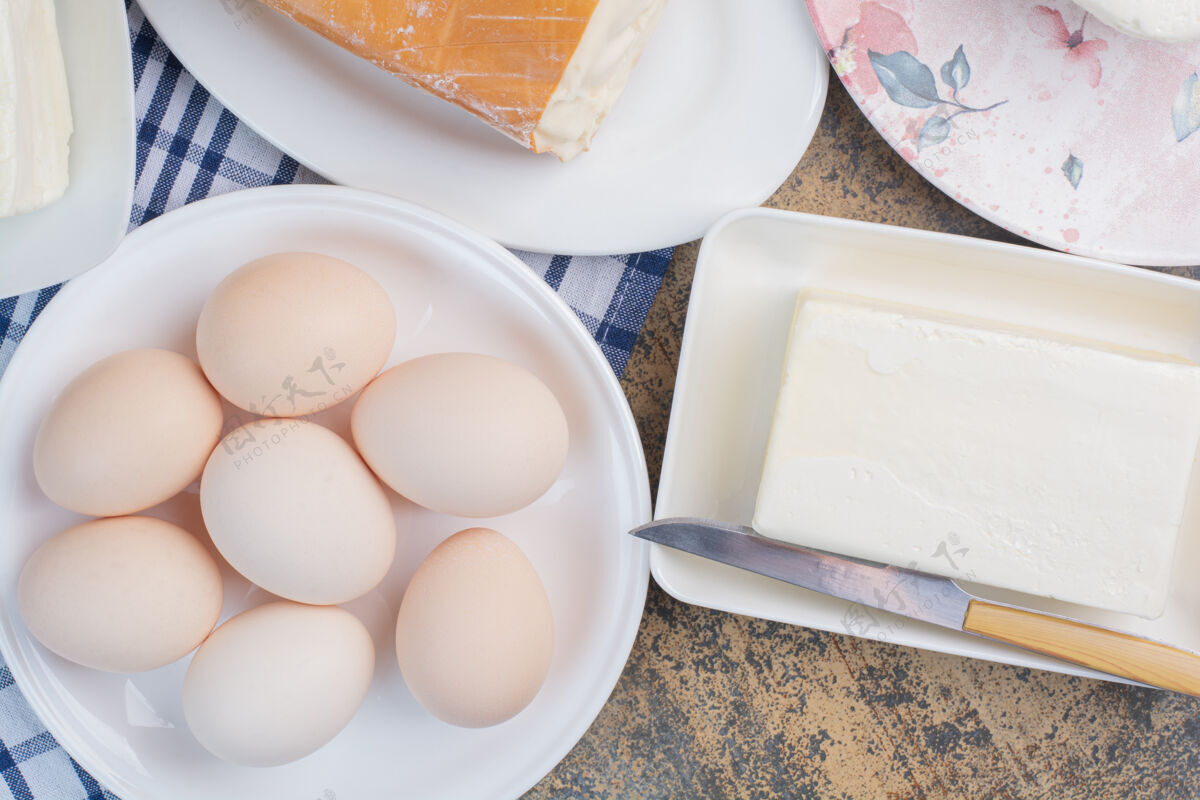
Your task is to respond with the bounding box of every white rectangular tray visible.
[654,208,1200,683]
[0,0,134,298]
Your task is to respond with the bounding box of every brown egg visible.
[33,348,224,516]
[183,602,375,767]
[351,353,569,517]
[18,516,223,672]
[396,528,553,727]
[196,252,396,417]
[200,419,396,605]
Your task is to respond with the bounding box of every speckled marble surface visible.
[523,74,1200,799]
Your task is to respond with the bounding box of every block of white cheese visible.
[0,0,73,218]
[1071,0,1200,41]
[753,293,1200,619]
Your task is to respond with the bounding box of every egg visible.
[33,348,224,516]
[182,601,374,766]
[351,353,569,517]
[396,528,553,727]
[195,252,396,417]
[200,419,396,605]
[17,516,223,672]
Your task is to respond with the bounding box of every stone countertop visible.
[526,74,1200,800]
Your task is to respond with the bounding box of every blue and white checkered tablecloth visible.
[0,3,670,797]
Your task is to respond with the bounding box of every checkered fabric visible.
[0,3,670,797]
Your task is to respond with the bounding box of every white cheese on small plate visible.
[1072,0,1200,41]
[0,0,73,218]
[753,292,1200,619]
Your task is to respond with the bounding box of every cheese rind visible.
[753,293,1200,619]
[0,0,73,218]
[532,0,667,160]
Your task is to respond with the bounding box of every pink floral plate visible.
[805,0,1200,266]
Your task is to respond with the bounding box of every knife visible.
[631,517,1200,697]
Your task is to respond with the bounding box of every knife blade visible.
[632,517,1200,697]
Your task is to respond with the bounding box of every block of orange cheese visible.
[261,0,669,160]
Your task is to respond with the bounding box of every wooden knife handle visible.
[962,600,1200,697]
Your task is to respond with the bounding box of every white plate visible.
[133,0,828,254]
[655,207,1200,685]
[0,185,651,799]
[0,0,134,298]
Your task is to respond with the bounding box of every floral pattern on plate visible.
[807,0,1200,265]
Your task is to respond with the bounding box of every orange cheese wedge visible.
[261,0,668,160]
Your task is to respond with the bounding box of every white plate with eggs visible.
[0,185,651,799]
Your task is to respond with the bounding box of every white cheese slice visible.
[0,0,73,218]
[532,0,669,161]
[1071,0,1200,42]
[753,292,1200,619]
